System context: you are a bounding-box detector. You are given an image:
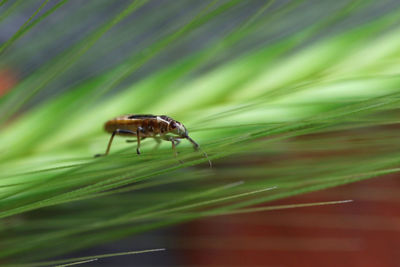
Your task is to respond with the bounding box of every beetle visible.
[95,114,211,167]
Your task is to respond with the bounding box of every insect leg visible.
[174,139,181,146]
[171,139,178,158]
[171,138,183,164]
[136,127,143,154]
[153,138,162,150]
[95,129,135,157]
[161,136,183,163]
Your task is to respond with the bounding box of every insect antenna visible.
[186,136,212,168]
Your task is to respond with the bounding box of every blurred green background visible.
[1,0,400,266]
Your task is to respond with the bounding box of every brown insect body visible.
[96,114,211,167]
[105,114,180,137]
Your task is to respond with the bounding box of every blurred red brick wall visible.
[178,175,400,267]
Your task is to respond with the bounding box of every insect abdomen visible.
[104,115,164,136]
[104,117,140,135]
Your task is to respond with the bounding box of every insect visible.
[95,114,212,167]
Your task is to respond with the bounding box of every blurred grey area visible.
[2,0,400,266]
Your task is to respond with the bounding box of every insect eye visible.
[171,122,177,129]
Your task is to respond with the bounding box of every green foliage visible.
[1,0,400,263]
